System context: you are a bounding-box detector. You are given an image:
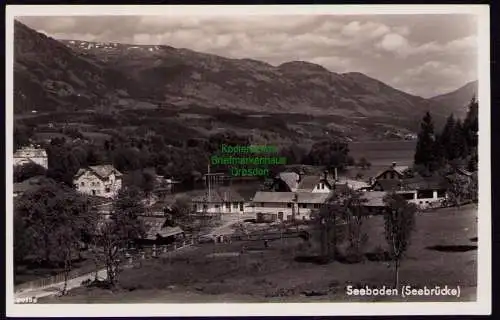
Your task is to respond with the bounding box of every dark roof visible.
[297,175,334,191]
[190,187,246,203]
[402,176,450,190]
[297,175,319,191]
[333,183,351,194]
[74,165,122,180]
[374,179,404,192]
[374,165,409,180]
[252,191,334,204]
[275,172,300,191]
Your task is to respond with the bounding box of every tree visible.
[170,195,194,226]
[438,114,457,161]
[123,169,157,196]
[14,183,96,271]
[447,173,477,207]
[451,119,468,160]
[52,197,97,295]
[383,193,417,291]
[414,112,436,171]
[94,187,145,286]
[463,96,479,151]
[112,147,143,172]
[279,144,307,165]
[305,140,350,171]
[14,125,34,150]
[357,157,371,170]
[13,163,47,183]
[313,188,352,261]
[343,189,369,256]
[207,130,250,154]
[46,145,81,187]
[463,96,479,171]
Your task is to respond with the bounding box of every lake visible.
[349,140,416,167]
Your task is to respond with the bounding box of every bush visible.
[365,246,392,262]
[337,246,365,264]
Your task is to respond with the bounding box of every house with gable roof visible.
[372,162,410,182]
[297,171,338,193]
[73,164,123,198]
[190,186,249,215]
[13,145,48,169]
[270,172,300,192]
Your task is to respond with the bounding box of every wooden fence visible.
[14,238,195,293]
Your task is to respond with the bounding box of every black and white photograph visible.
[6,4,491,317]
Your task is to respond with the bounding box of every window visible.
[390,172,395,179]
[400,193,414,200]
[300,203,307,208]
[261,202,264,207]
[313,204,320,209]
[287,203,292,208]
[437,190,446,198]
[92,190,96,196]
[233,203,239,209]
[417,190,434,199]
[105,187,111,193]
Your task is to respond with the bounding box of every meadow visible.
[40,204,477,303]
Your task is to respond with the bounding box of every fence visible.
[14,261,102,293]
[14,238,195,293]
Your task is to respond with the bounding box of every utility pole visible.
[207,162,211,204]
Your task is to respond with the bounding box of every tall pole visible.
[207,162,211,203]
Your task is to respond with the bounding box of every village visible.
[13,142,476,236]
[7,7,488,315]
[13,115,479,302]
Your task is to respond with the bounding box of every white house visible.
[73,165,123,198]
[252,191,335,222]
[190,187,249,215]
[13,146,48,169]
[297,172,336,193]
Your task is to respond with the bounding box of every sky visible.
[17,14,478,98]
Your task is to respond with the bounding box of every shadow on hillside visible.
[426,245,477,252]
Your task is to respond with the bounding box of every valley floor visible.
[38,204,478,304]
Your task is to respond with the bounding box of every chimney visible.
[297,169,304,182]
[392,162,397,168]
[323,170,328,180]
[334,167,338,181]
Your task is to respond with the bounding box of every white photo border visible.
[5,4,491,317]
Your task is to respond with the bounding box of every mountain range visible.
[13,20,477,140]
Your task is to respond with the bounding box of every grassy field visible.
[40,204,477,303]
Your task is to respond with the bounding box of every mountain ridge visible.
[14,20,476,139]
